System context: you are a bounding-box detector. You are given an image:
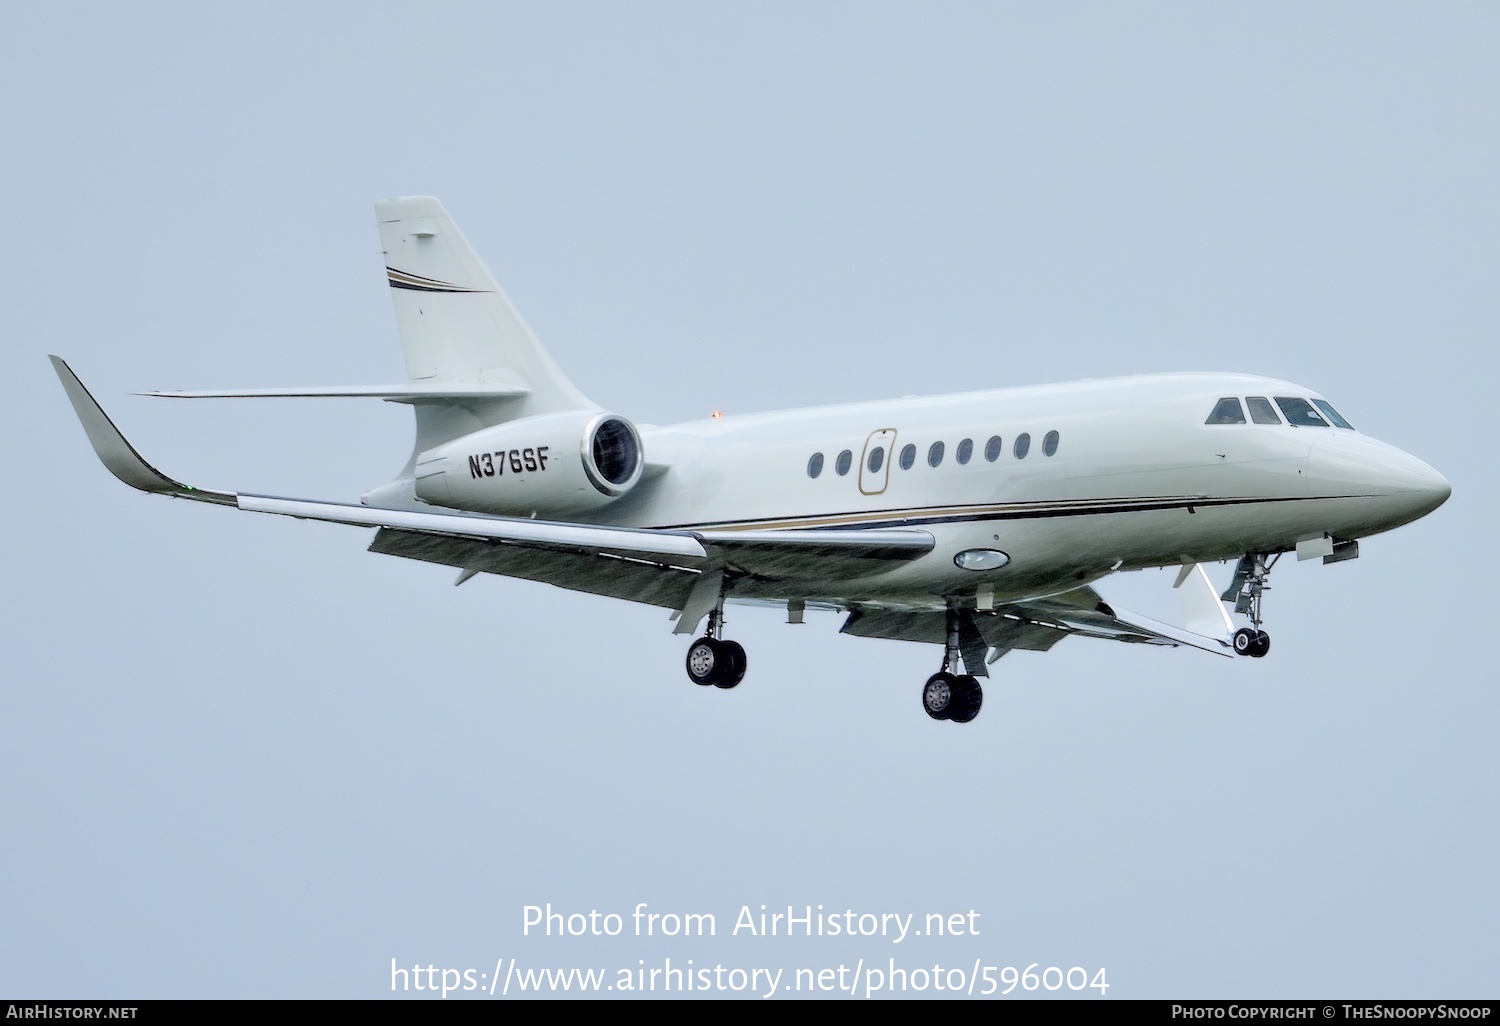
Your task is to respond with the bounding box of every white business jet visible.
[51,197,1450,723]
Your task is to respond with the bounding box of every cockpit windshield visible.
[1245,397,1281,425]
[1274,397,1328,427]
[1205,397,1246,424]
[1205,395,1355,430]
[1311,399,1354,429]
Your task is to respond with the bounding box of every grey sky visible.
[2,2,1495,999]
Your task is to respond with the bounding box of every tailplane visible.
[129,197,606,510]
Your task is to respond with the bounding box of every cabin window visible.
[1043,430,1060,456]
[899,444,916,470]
[1014,433,1031,459]
[807,452,824,478]
[928,441,945,467]
[985,436,1003,462]
[1275,397,1329,427]
[1312,399,1354,429]
[836,449,853,475]
[867,446,885,474]
[1246,397,1281,425]
[956,438,973,465]
[1206,397,1247,424]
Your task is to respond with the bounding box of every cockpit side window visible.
[1311,399,1354,430]
[1245,396,1281,425]
[1274,397,1329,427]
[1206,397,1246,424]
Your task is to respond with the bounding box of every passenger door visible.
[859,429,897,496]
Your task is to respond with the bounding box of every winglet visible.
[50,356,236,505]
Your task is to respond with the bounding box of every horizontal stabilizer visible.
[140,383,530,404]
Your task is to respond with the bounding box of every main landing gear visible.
[1233,628,1270,658]
[923,610,983,723]
[684,598,746,689]
[1224,552,1277,658]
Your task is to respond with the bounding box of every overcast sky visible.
[2,1,1495,1000]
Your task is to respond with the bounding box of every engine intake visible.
[584,414,643,496]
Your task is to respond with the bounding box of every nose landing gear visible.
[1223,552,1278,658]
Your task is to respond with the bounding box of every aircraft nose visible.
[1414,461,1452,512]
[1375,447,1450,515]
[1307,434,1451,528]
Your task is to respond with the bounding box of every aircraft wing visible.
[1002,587,1233,658]
[842,580,1232,677]
[52,357,933,609]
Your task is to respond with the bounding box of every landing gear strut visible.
[685,595,747,689]
[1224,552,1277,658]
[922,610,983,723]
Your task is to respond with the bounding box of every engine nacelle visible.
[414,411,644,516]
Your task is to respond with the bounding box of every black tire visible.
[1233,628,1258,656]
[922,672,957,720]
[715,641,747,689]
[686,637,723,686]
[1251,631,1271,658]
[948,675,983,723]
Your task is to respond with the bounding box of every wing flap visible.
[369,529,701,609]
[696,527,933,578]
[840,608,946,645]
[979,617,1069,657]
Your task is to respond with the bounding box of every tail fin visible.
[375,196,595,417]
[365,198,601,509]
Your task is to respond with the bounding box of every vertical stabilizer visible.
[375,196,595,416]
[364,197,601,509]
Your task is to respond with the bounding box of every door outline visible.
[859,428,897,496]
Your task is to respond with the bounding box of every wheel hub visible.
[688,644,716,676]
[924,679,951,713]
